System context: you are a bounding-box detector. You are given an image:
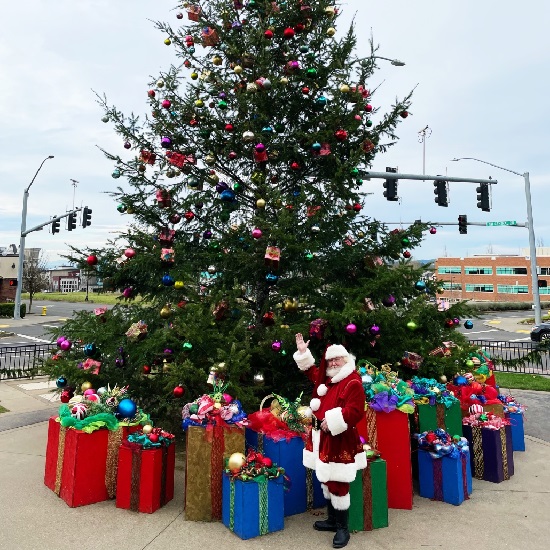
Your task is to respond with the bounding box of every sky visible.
[1,0,549,267]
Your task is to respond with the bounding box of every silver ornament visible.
[253,373,265,386]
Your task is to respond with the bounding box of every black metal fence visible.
[470,340,550,375]
[0,344,53,380]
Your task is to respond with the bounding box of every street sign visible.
[486,221,517,226]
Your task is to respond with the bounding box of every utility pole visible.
[418,125,431,180]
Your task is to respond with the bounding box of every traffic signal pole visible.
[361,170,496,185]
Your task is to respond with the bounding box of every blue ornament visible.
[414,280,427,291]
[56,376,68,388]
[112,169,121,179]
[220,189,236,202]
[162,274,175,286]
[83,343,97,357]
[315,95,328,107]
[454,375,468,386]
[261,126,274,134]
[464,320,474,329]
[188,46,195,54]
[266,273,278,285]
[311,142,322,152]
[117,398,137,419]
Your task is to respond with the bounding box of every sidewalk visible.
[1,379,549,550]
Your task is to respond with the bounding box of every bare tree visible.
[23,251,49,313]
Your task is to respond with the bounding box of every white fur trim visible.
[321,483,330,500]
[317,383,328,396]
[329,358,356,384]
[324,407,348,436]
[325,344,349,360]
[303,428,321,469]
[293,349,315,371]
[330,493,351,510]
[355,451,368,471]
[303,448,316,469]
[310,398,321,411]
[315,460,358,483]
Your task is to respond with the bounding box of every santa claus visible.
[294,333,367,549]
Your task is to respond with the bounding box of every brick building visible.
[435,249,550,303]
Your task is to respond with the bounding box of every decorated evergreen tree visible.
[44,0,474,424]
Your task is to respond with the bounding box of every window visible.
[497,285,529,294]
[496,267,528,275]
[465,284,494,293]
[442,282,462,290]
[465,267,493,275]
[540,268,550,276]
[437,266,461,274]
[540,287,550,295]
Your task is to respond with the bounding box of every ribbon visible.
[436,404,446,430]
[258,479,269,536]
[363,466,373,531]
[130,445,141,511]
[500,428,510,480]
[365,407,378,450]
[432,459,443,501]
[229,480,235,531]
[54,426,67,495]
[461,454,470,500]
[160,446,168,506]
[471,427,485,479]
[306,468,314,510]
[210,426,225,520]
[105,428,123,498]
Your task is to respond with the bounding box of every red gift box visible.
[365,407,413,510]
[44,417,139,507]
[116,442,175,513]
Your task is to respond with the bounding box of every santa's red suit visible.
[294,344,367,511]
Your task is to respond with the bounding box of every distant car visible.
[530,322,550,343]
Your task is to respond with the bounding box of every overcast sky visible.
[1,0,549,266]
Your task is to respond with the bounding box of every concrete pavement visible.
[0,377,549,550]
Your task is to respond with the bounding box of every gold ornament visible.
[156,79,165,88]
[233,65,243,74]
[270,398,283,418]
[142,424,153,434]
[195,99,204,108]
[174,280,184,289]
[339,83,350,93]
[204,153,216,165]
[212,55,222,66]
[81,381,92,392]
[283,299,298,312]
[297,405,312,426]
[326,27,336,37]
[439,374,448,383]
[160,304,172,318]
[280,76,289,85]
[164,38,171,45]
[256,198,266,209]
[227,452,246,470]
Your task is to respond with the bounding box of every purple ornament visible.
[60,339,72,351]
[115,357,125,368]
[252,228,262,239]
[160,137,172,148]
[164,348,173,355]
[382,295,396,307]
[123,141,131,149]
[219,92,227,99]
[203,230,213,239]
[216,181,229,193]
[56,336,67,347]
[122,287,133,298]
[288,60,300,71]
[255,143,266,153]
[369,324,380,336]
[453,318,460,325]
[345,323,357,334]
[271,341,282,352]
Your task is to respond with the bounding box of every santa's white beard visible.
[326,365,343,378]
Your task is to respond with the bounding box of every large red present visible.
[184,425,245,521]
[116,438,175,513]
[365,407,413,510]
[44,417,139,507]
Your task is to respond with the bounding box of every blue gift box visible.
[245,428,325,515]
[417,449,472,506]
[462,425,514,483]
[222,474,284,540]
[505,412,525,452]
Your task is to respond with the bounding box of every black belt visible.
[311,416,322,430]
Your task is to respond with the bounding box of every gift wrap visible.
[462,425,514,483]
[44,417,138,507]
[366,407,413,510]
[349,459,388,531]
[222,474,284,540]
[185,425,245,521]
[414,402,463,437]
[116,443,175,513]
[245,429,325,515]
[505,411,526,452]
[417,450,472,506]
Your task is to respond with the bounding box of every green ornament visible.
[305,252,314,261]
[274,123,285,133]
[199,129,211,137]
[117,203,127,213]
[112,168,121,179]
[466,359,475,368]
[281,350,287,356]
[366,119,373,127]
[350,167,359,176]
[306,68,318,78]
[299,45,309,53]
[406,320,418,331]
[187,176,200,188]
[402,237,410,245]
[234,182,242,192]
[218,100,228,109]
[182,342,193,351]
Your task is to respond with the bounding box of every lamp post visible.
[13,155,54,320]
[451,157,542,325]
[372,55,405,66]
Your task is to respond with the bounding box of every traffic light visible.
[82,206,92,228]
[433,179,449,207]
[458,214,468,234]
[67,212,77,231]
[383,167,398,201]
[9,279,17,287]
[52,218,60,234]
[476,182,491,211]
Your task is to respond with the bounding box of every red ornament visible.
[176,12,183,19]
[143,365,151,374]
[60,390,73,403]
[262,456,273,467]
[149,433,159,443]
[264,29,274,40]
[400,111,409,118]
[161,99,171,109]
[124,248,136,258]
[228,151,238,160]
[86,255,98,266]
[301,86,310,95]
[173,385,185,398]
[365,104,373,112]
[334,129,348,141]
[403,251,411,259]
[445,319,455,328]
[290,161,300,170]
[283,27,295,39]
[429,226,437,234]
[189,118,198,127]
[353,203,362,212]
[225,123,234,132]
[184,211,195,221]
[294,23,305,33]
[147,90,155,98]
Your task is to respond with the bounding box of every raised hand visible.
[295,333,310,354]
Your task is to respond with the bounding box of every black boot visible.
[313,500,337,532]
[332,509,350,549]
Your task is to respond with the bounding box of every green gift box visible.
[349,459,388,531]
[416,402,463,437]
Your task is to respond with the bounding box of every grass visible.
[519,314,550,325]
[0,404,9,414]
[21,292,138,306]
[496,372,550,391]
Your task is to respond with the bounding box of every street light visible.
[373,55,406,66]
[451,157,542,325]
[13,155,54,320]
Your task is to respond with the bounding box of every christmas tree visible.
[44,0,473,424]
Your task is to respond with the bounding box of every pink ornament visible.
[56,336,67,347]
[345,323,357,334]
[369,324,380,336]
[255,143,266,153]
[429,226,437,234]
[252,228,262,239]
[83,389,95,397]
[124,248,136,258]
[222,393,233,404]
[161,99,171,109]
[122,287,133,298]
[86,393,100,402]
[60,339,72,351]
[271,341,282,352]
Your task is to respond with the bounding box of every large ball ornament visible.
[142,424,153,435]
[56,376,68,389]
[252,228,263,239]
[56,336,67,347]
[149,433,159,443]
[124,248,136,258]
[173,385,185,398]
[117,398,138,419]
[86,255,98,266]
[253,373,265,386]
[369,324,380,336]
[256,198,266,209]
[326,27,336,37]
[345,323,357,334]
[429,226,437,235]
[469,404,484,415]
[414,280,427,291]
[228,452,246,470]
[439,374,448,383]
[464,320,474,329]
[81,381,92,392]
[271,341,282,352]
[454,375,468,386]
[83,343,97,357]
[174,280,184,290]
[403,251,411,259]
[60,339,72,351]
[162,274,175,286]
[262,456,273,468]
[297,405,312,426]
[466,359,475,369]
[160,304,172,319]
